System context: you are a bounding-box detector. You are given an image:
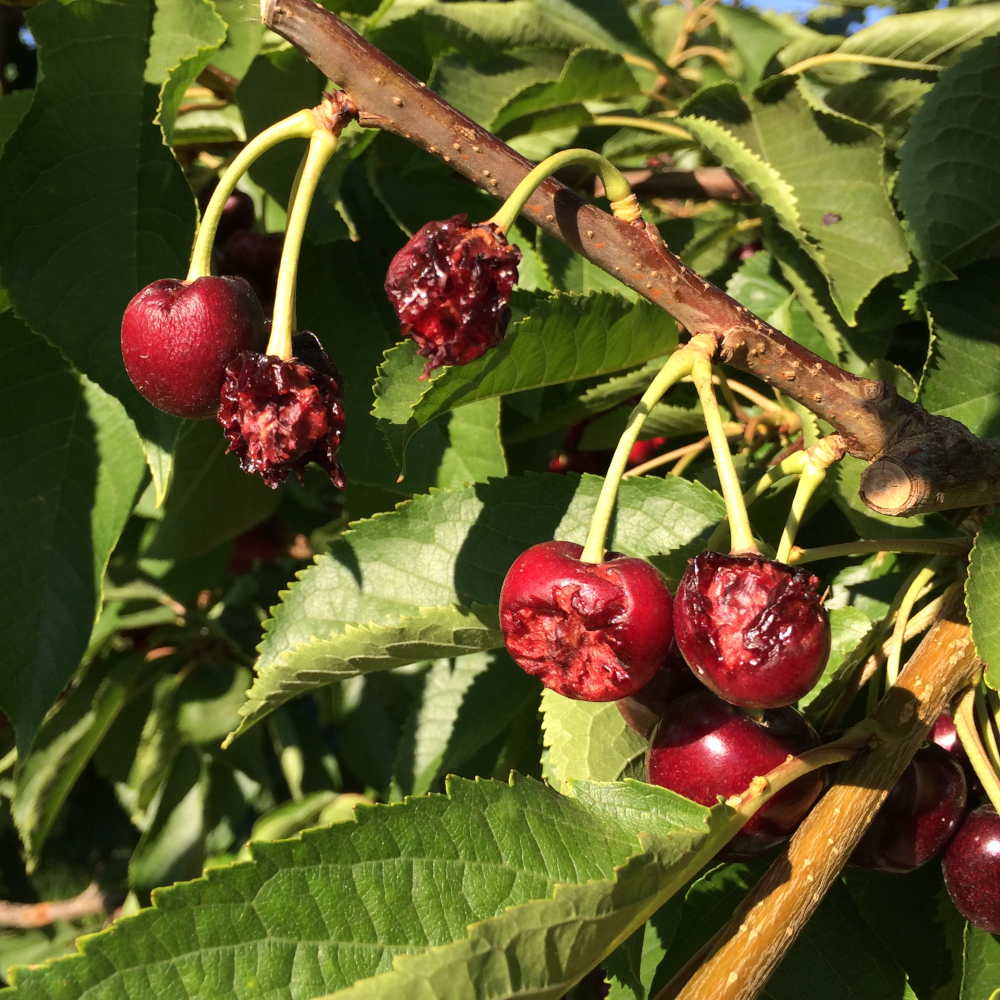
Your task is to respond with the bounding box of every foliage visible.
[0,0,998,996]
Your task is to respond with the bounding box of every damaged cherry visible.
[673,551,830,709]
[942,804,1000,933]
[646,688,825,860]
[121,276,265,419]
[499,540,673,701]
[384,213,521,377]
[218,331,346,489]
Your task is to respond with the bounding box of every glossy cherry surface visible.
[646,688,824,859]
[673,551,830,708]
[942,804,1000,933]
[930,710,983,797]
[121,276,265,418]
[617,643,701,739]
[500,540,673,701]
[850,743,966,874]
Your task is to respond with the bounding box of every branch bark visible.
[0,883,107,928]
[259,0,1000,517]
[656,585,979,1000]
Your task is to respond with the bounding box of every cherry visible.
[673,551,830,709]
[646,688,824,859]
[121,276,266,418]
[849,743,966,874]
[220,230,283,306]
[942,804,1000,933]
[627,436,667,468]
[617,643,701,739]
[198,185,256,246]
[499,540,673,701]
[930,710,983,798]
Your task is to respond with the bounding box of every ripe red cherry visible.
[646,688,825,859]
[499,541,673,701]
[673,551,830,709]
[942,804,1000,932]
[220,230,283,305]
[627,436,667,468]
[849,743,966,874]
[199,185,256,246]
[121,276,266,418]
[617,643,701,739]
[930,710,983,797]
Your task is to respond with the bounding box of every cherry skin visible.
[617,643,701,740]
[849,743,966,874]
[930,710,983,798]
[673,551,830,709]
[220,230,283,306]
[499,540,673,701]
[646,688,825,860]
[121,276,266,419]
[199,185,256,246]
[942,804,1000,933]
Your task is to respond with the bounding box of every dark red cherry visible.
[930,710,983,798]
[499,540,673,701]
[942,804,1000,933]
[121,276,266,418]
[220,230,283,305]
[617,643,701,739]
[850,743,966,874]
[673,551,830,709]
[384,214,521,378]
[199,185,256,245]
[646,688,825,860]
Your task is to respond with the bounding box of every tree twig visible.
[0,883,107,928]
[259,0,1000,517]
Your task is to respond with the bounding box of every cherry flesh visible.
[617,643,701,740]
[646,688,824,860]
[942,804,1000,933]
[673,551,830,709]
[499,540,673,701]
[849,743,966,874]
[121,276,266,418]
[930,710,983,798]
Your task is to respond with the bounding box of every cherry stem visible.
[187,108,318,282]
[489,148,639,235]
[266,128,339,360]
[788,537,972,565]
[885,556,949,687]
[689,349,757,555]
[774,436,845,564]
[975,686,1000,776]
[953,685,1000,815]
[580,348,698,563]
[705,451,806,551]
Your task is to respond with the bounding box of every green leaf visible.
[0,0,195,498]
[966,506,1000,690]
[0,316,146,754]
[680,78,910,324]
[922,260,1000,438]
[373,291,679,458]
[143,420,284,561]
[435,398,508,489]
[540,691,647,794]
[148,0,226,146]
[3,775,718,1000]
[897,33,1000,279]
[714,4,788,87]
[961,923,1000,1000]
[0,90,32,157]
[798,606,873,712]
[211,0,266,80]
[11,655,147,870]
[822,78,931,147]
[394,651,541,796]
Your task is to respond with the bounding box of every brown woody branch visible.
[259,0,1000,517]
[657,586,979,1000]
[0,882,108,928]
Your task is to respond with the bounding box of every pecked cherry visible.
[384,214,521,378]
[499,540,673,701]
[849,743,966,874]
[646,688,825,859]
[617,643,701,739]
[942,804,1000,932]
[673,550,830,709]
[930,710,983,798]
[121,276,266,419]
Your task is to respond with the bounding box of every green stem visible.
[267,128,339,360]
[781,52,945,77]
[590,115,692,141]
[580,350,697,563]
[490,148,638,235]
[774,468,825,565]
[690,352,757,554]
[885,558,946,687]
[187,108,318,281]
[789,537,972,565]
[954,686,1000,815]
[705,452,806,552]
[975,687,1000,777]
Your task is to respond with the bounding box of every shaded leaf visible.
[435,398,507,489]
[822,78,931,147]
[966,506,1000,691]
[960,923,1000,1000]
[798,606,874,711]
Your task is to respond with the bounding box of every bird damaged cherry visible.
[673,551,830,709]
[384,214,521,377]
[218,331,346,489]
[499,541,673,701]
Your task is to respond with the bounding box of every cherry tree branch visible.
[259,0,1000,517]
[656,586,980,1000]
[0,883,108,928]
